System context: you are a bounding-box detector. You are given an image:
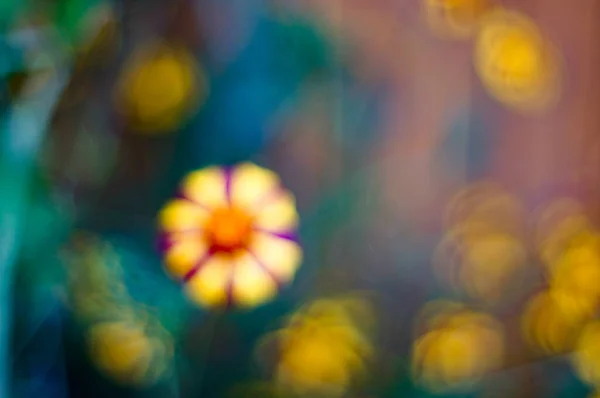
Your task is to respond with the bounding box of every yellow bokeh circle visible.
[474,9,561,112]
[117,41,207,134]
[411,303,504,392]
[424,0,493,39]
[573,321,600,387]
[258,295,375,397]
[87,320,173,386]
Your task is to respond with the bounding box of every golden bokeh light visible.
[535,199,593,270]
[411,302,504,392]
[158,163,302,309]
[550,234,600,300]
[63,233,174,386]
[443,182,524,236]
[423,0,493,39]
[474,9,561,112]
[523,199,600,356]
[87,319,174,386]
[116,41,206,134]
[435,183,526,303]
[572,321,600,387]
[521,290,596,354]
[259,295,375,397]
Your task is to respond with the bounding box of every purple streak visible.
[224,166,233,205]
[182,254,211,283]
[253,228,299,243]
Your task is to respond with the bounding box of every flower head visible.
[158,163,302,308]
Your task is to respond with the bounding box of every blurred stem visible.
[0,70,69,397]
[196,311,221,396]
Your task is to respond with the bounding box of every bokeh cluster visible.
[2,0,598,397]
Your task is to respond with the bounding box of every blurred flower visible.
[64,233,134,322]
[572,321,600,387]
[549,233,600,300]
[158,163,302,308]
[87,317,173,386]
[64,233,175,386]
[259,295,375,397]
[443,182,524,236]
[521,199,600,354]
[411,301,504,392]
[423,0,493,39]
[116,41,206,133]
[535,199,594,270]
[474,9,561,112]
[521,289,595,354]
[434,183,527,304]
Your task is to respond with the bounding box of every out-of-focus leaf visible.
[53,0,103,46]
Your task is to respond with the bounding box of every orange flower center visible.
[204,206,253,253]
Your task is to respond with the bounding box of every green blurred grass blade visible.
[0,70,68,397]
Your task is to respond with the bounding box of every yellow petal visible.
[250,232,302,283]
[181,168,228,208]
[164,236,208,279]
[231,252,278,307]
[158,199,209,232]
[254,191,299,232]
[184,254,232,307]
[229,163,280,211]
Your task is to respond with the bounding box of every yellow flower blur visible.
[87,319,173,386]
[521,290,595,354]
[261,296,374,397]
[411,302,504,392]
[117,41,206,133]
[474,9,561,112]
[550,234,600,300]
[434,183,526,303]
[63,233,175,386]
[573,321,600,387]
[64,232,136,322]
[423,0,493,39]
[535,199,593,270]
[521,199,600,356]
[158,163,302,309]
